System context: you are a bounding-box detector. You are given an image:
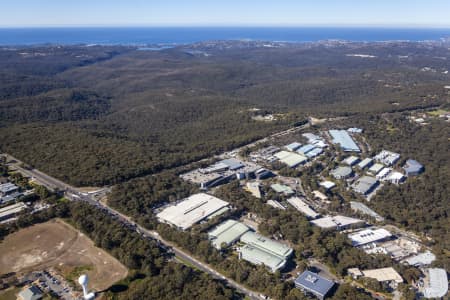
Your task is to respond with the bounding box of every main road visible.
[2,153,265,300]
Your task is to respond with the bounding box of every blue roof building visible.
[295,271,335,299]
[285,142,302,152]
[297,144,316,155]
[403,159,424,176]
[329,130,360,152]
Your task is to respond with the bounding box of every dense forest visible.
[1,42,449,186]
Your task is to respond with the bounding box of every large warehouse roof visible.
[287,197,319,219]
[208,220,249,250]
[156,193,229,230]
[423,268,448,298]
[348,228,392,246]
[329,130,360,152]
[311,215,363,230]
[239,244,286,273]
[240,231,293,259]
[274,151,308,168]
[351,176,378,195]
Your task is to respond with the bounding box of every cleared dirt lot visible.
[0,219,128,291]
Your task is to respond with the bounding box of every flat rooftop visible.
[423,268,448,298]
[362,267,403,283]
[239,244,286,272]
[348,228,392,246]
[350,201,384,221]
[208,219,250,250]
[240,231,293,259]
[295,271,335,298]
[274,151,308,168]
[0,202,27,219]
[311,215,363,230]
[329,130,360,152]
[156,193,229,230]
[287,197,319,219]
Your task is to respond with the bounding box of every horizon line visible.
[1,24,450,30]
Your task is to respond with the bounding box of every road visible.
[3,154,265,300]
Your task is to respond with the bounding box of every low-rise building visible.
[285,142,302,152]
[238,231,293,272]
[367,163,384,176]
[266,200,286,210]
[306,147,323,158]
[403,251,436,267]
[287,197,319,219]
[403,159,424,176]
[329,129,360,152]
[311,215,364,230]
[294,271,335,300]
[271,183,294,196]
[0,182,19,196]
[156,193,230,230]
[18,285,43,300]
[350,202,384,221]
[208,220,250,250]
[246,182,262,199]
[343,156,360,166]
[348,228,392,247]
[319,181,336,190]
[374,150,400,166]
[0,202,27,222]
[274,151,308,168]
[357,157,373,169]
[351,176,378,195]
[359,267,403,284]
[330,166,353,179]
[422,268,448,299]
[297,144,316,155]
[385,171,405,184]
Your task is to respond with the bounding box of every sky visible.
[1,0,450,28]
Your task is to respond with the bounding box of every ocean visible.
[0,27,450,46]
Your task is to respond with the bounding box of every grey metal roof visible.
[208,220,249,249]
[295,271,335,297]
[403,159,423,175]
[220,158,245,170]
[351,176,378,195]
[297,144,316,154]
[240,231,293,259]
[331,166,352,178]
[329,130,360,152]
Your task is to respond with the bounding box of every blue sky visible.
[1,0,450,27]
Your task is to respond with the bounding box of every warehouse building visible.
[329,130,360,152]
[0,182,19,196]
[367,163,384,176]
[297,144,316,155]
[422,268,448,298]
[319,181,336,190]
[266,200,286,210]
[285,142,302,152]
[351,176,378,195]
[311,215,364,230]
[287,197,319,219]
[357,157,373,169]
[294,271,335,300]
[240,231,293,259]
[360,267,403,284]
[343,156,360,166]
[403,159,424,176]
[271,183,294,195]
[274,151,308,168]
[238,231,293,272]
[0,202,27,222]
[208,220,250,250]
[239,244,287,273]
[330,166,353,179]
[403,251,436,267]
[306,147,323,158]
[348,228,392,247]
[374,150,400,166]
[156,193,230,230]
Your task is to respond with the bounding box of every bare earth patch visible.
[0,219,128,291]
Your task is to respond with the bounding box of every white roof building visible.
[422,268,448,298]
[368,163,384,175]
[274,151,308,168]
[362,267,403,283]
[374,150,400,166]
[156,193,230,230]
[343,156,360,166]
[386,171,405,184]
[311,215,364,230]
[348,228,392,246]
[376,167,392,180]
[319,181,336,190]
